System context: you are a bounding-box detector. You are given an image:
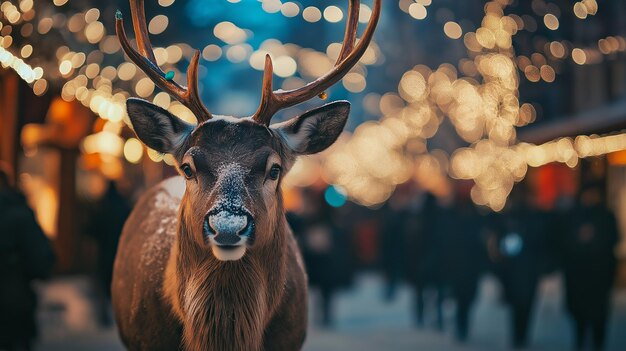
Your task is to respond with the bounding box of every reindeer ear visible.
[126,98,194,154]
[273,101,350,155]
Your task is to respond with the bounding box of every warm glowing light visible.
[572,48,587,64]
[540,65,555,83]
[444,22,463,39]
[124,138,144,164]
[33,79,48,96]
[38,18,53,34]
[85,21,105,44]
[202,44,222,61]
[262,0,282,14]
[573,2,588,19]
[85,8,100,23]
[274,56,297,77]
[20,44,33,58]
[19,0,34,12]
[303,7,322,23]
[59,60,72,75]
[82,131,124,157]
[543,14,559,30]
[153,92,171,109]
[359,4,372,23]
[323,6,343,23]
[549,41,566,58]
[85,63,100,79]
[398,71,427,102]
[408,3,427,20]
[213,21,247,45]
[583,0,598,15]
[135,77,156,98]
[281,2,300,18]
[148,15,169,35]
[342,72,366,93]
[147,148,164,162]
[158,0,176,7]
[166,45,183,64]
[226,44,250,63]
[117,62,137,81]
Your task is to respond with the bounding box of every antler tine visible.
[337,0,360,64]
[129,0,157,64]
[254,55,276,125]
[116,0,212,122]
[186,50,212,121]
[252,0,381,125]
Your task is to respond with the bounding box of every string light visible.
[5,0,626,206]
[0,46,43,83]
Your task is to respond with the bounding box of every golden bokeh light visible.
[323,6,343,23]
[543,14,559,30]
[14,0,622,210]
[202,44,222,61]
[408,3,427,20]
[302,6,322,23]
[444,22,463,39]
[158,0,176,7]
[281,2,300,18]
[213,21,247,45]
[20,44,32,58]
[124,138,144,164]
[572,48,587,64]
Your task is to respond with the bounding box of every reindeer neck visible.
[163,206,289,351]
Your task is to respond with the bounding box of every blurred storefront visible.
[1,68,170,273]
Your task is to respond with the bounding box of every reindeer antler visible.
[253,0,381,125]
[116,0,212,122]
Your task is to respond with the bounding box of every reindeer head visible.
[117,0,381,261]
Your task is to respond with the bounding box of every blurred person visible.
[86,180,130,327]
[487,185,549,349]
[444,186,488,342]
[351,207,380,268]
[380,185,415,301]
[299,188,353,327]
[559,186,619,351]
[405,192,446,330]
[0,163,55,351]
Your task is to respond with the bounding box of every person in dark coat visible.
[560,186,619,351]
[488,186,548,349]
[380,186,414,301]
[86,180,131,326]
[0,164,55,351]
[298,188,353,327]
[444,191,487,342]
[405,192,446,330]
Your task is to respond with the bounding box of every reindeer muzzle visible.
[204,209,255,248]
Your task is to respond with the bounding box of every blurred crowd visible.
[290,181,620,351]
[0,159,622,351]
[1,163,55,351]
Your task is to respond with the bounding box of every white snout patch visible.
[209,212,247,235]
[211,245,247,261]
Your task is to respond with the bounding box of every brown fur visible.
[112,177,307,351]
[112,120,308,351]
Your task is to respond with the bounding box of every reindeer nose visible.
[204,210,254,245]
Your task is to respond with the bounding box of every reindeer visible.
[111,0,381,350]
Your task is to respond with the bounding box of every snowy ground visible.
[34,273,626,351]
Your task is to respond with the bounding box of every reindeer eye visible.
[180,164,194,179]
[268,164,281,181]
